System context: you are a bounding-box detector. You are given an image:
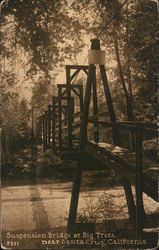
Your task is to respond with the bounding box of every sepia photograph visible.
[0,0,158,249]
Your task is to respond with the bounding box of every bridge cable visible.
[72,0,129,85]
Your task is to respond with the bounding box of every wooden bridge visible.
[36,39,158,240]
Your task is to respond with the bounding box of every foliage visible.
[0,0,157,164]
[0,71,30,157]
[0,0,88,147]
[31,75,56,121]
[70,0,158,122]
[77,191,127,228]
[1,0,85,75]
[1,71,19,153]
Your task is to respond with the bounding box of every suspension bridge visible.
[36,39,158,240]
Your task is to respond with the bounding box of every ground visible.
[1,145,158,249]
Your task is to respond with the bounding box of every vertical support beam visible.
[64,106,67,126]
[67,169,82,232]
[38,118,40,143]
[45,111,48,150]
[92,67,99,143]
[63,106,67,140]
[48,105,51,148]
[38,119,40,142]
[52,97,56,151]
[122,178,136,230]
[66,66,73,150]
[36,120,39,142]
[58,87,62,151]
[42,115,45,151]
[79,85,84,114]
[39,116,42,144]
[136,127,143,239]
[79,65,94,149]
[67,65,94,232]
[71,97,74,123]
[100,65,121,146]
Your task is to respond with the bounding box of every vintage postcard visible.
[1,0,158,249]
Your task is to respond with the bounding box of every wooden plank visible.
[66,65,89,70]
[85,143,135,183]
[82,67,89,75]
[71,86,80,97]
[70,68,81,82]
[57,83,83,88]
[86,141,158,201]
[117,121,157,129]
[91,119,136,130]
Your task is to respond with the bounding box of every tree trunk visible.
[125,2,135,150]
[113,29,135,149]
[126,1,134,119]
[113,29,134,120]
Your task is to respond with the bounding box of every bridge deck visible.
[85,141,158,202]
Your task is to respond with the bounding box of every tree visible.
[1,0,85,76]
[1,0,87,153]
[129,0,158,122]
[16,98,30,145]
[70,0,157,123]
[30,74,57,136]
[0,71,19,155]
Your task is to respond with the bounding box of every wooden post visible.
[79,85,84,114]
[45,111,48,149]
[100,65,121,146]
[67,65,94,232]
[136,126,143,238]
[37,118,40,143]
[58,87,62,151]
[64,106,67,126]
[38,119,40,142]
[66,66,73,150]
[122,178,136,230]
[52,97,56,151]
[71,97,74,123]
[42,115,45,151]
[40,116,42,144]
[67,169,82,232]
[92,66,99,143]
[36,119,39,142]
[48,105,51,148]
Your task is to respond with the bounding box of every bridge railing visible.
[36,106,157,154]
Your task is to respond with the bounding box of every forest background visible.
[0,0,158,177]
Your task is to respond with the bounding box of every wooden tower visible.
[67,39,137,235]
